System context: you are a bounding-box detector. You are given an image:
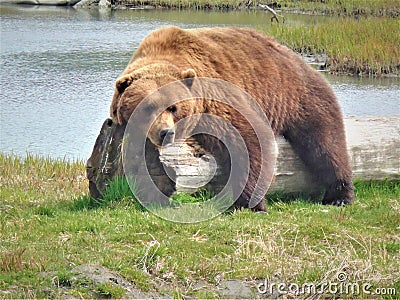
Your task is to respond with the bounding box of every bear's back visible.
[130,26,334,131]
[133,26,310,82]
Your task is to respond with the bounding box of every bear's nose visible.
[159,128,175,145]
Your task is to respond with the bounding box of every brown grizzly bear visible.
[110,26,354,211]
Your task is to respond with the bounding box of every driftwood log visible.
[258,3,285,23]
[87,116,400,198]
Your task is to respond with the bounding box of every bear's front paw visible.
[323,180,354,206]
[322,197,354,206]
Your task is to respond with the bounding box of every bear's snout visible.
[159,128,175,146]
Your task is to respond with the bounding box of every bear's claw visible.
[322,197,354,206]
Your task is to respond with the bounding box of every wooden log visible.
[258,3,285,23]
[159,116,400,194]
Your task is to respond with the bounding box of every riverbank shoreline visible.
[112,1,400,19]
[4,0,400,18]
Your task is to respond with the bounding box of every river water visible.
[1,5,399,160]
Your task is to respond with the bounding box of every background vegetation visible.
[116,0,400,17]
[261,17,399,76]
[1,153,399,298]
[112,0,400,77]
[278,0,400,17]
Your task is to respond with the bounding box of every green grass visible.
[96,282,126,298]
[170,188,214,204]
[260,16,400,76]
[1,152,399,298]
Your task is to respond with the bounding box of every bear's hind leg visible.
[283,121,354,206]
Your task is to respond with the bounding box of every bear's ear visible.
[115,74,134,94]
[181,68,196,88]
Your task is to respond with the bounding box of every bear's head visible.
[110,63,202,147]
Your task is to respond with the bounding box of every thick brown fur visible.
[110,26,354,211]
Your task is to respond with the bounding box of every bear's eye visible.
[168,105,177,113]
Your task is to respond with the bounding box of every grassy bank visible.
[278,0,400,17]
[260,17,400,77]
[115,0,400,17]
[1,152,399,298]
